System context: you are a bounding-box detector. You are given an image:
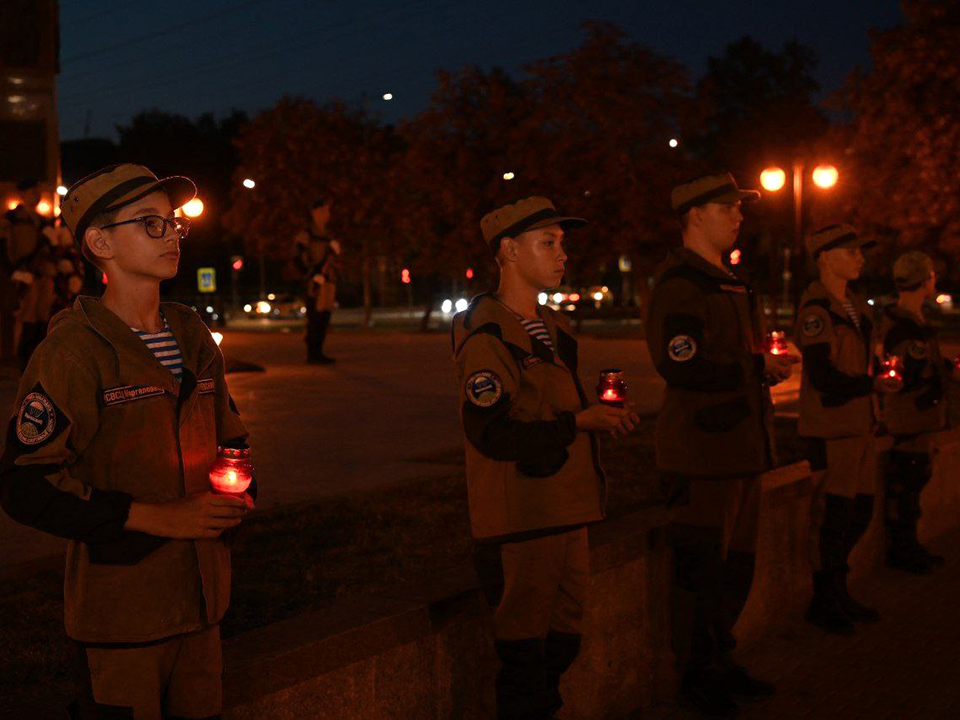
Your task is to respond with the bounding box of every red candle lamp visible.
[597,369,627,408]
[209,447,254,496]
[768,331,789,356]
[882,354,904,381]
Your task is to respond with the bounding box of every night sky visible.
[57,0,904,141]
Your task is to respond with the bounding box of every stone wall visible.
[223,430,960,719]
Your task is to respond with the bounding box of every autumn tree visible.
[837,0,960,284]
[224,98,403,322]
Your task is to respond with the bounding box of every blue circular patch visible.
[16,392,56,446]
[466,371,503,407]
[667,335,697,362]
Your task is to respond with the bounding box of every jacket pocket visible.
[693,396,750,433]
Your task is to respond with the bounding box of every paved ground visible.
[646,530,960,720]
[0,323,665,569]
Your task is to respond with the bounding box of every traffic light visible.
[401,268,411,284]
[231,256,244,271]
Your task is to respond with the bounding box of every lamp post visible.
[761,162,839,312]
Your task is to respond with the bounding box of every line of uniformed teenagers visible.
[454,172,956,718]
[0,164,953,719]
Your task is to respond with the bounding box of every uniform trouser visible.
[68,624,222,720]
[473,527,588,720]
[305,307,332,360]
[807,436,878,576]
[663,475,761,674]
[884,442,933,556]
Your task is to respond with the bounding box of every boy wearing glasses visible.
[0,164,253,719]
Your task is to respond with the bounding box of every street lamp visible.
[382,92,393,101]
[182,198,204,218]
[760,168,786,192]
[812,164,838,189]
[503,172,515,181]
[761,162,840,311]
[668,138,680,148]
[242,178,256,189]
[56,185,68,196]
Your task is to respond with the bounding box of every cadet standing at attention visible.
[795,223,900,636]
[0,164,255,719]
[880,251,948,574]
[453,197,638,719]
[647,173,796,717]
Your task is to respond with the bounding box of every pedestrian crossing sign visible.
[197,268,216,293]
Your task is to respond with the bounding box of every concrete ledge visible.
[223,430,960,718]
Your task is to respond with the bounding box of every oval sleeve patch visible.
[667,335,697,362]
[801,313,825,338]
[465,370,503,407]
[16,392,57,446]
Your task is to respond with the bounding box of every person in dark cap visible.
[453,196,638,719]
[293,198,342,364]
[0,163,255,718]
[795,223,900,636]
[879,251,950,574]
[646,172,795,716]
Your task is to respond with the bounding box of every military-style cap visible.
[806,223,876,257]
[892,251,934,291]
[481,196,586,249]
[670,172,760,215]
[61,163,196,248]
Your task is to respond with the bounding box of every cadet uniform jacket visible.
[0,297,248,643]
[795,281,875,439]
[453,294,605,543]
[646,248,775,477]
[880,304,948,438]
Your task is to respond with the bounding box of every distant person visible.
[453,197,638,719]
[294,198,341,364]
[15,250,56,372]
[879,252,949,574]
[646,173,795,716]
[0,164,255,719]
[44,216,86,315]
[0,178,51,360]
[795,224,899,635]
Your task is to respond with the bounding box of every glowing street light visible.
[242,178,256,189]
[503,172,515,181]
[56,185,68,196]
[36,200,52,216]
[760,167,787,192]
[382,92,393,101]
[668,138,679,148]
[812,164,839,189]
[182,198,204,218]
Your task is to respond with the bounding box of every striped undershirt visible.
[133,319,184,380]
[520,318,554,351]
[841,299,861,329]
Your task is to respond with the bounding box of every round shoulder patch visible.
[908,341,927,360]
[465,370,503,407]
[16,392,56,446]
[667,335,697,362]
[801,312,825,338]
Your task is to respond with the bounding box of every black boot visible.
[543,631,580,716]
[494,639,550,720]
[679,667,739,717]
[806,570,855,635]
[835,568,880,623]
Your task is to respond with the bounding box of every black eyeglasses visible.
[98,215,191,240]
